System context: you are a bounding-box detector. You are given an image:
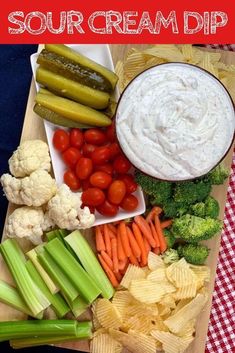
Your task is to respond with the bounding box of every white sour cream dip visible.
[116,63,235,181]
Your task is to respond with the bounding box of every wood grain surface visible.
[0,45,234,353]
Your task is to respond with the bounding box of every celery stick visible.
[26,260,70,318]
[0,320,79,342]
[0,239,50,316]
[10,321,92,348]
[46,230,58,241]
[65,231,114,299]
[45,238,101,303]
[46,230,76,256]
[37,248,79,303]
[69,296,88,318]
[26,249,59,294]
[0,279,33,317]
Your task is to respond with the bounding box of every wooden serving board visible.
[0,45,234,353]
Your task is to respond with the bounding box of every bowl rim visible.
[114,61,235,183]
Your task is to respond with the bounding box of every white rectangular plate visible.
[30,44,146,226]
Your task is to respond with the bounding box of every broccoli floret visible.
[173,179,212,205]
[162,199,189,218]
[163,229,176,248]
[172,214,222,243]
[162,249,179,264]
[177,243,210,265]
[191,196,219,219]
[135,170,172,205]
[208,164,229,185]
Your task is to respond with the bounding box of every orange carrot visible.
[153,247,160,255]
[115,271,122,282]
[154,215,167,253]
[98,254,119,287]
[126,226,141,259]
[118,258,128,271]
[119,221,131,258]
[134,216,156,248]
[129,252,139,266]
[132,222,147,266]
[95,226,106,252]
[107,224,117,234]
[103,224,112,258]
[101,251,113,270]
[117,228,126,261]
[149,221,160,248]
[109,229,116,239]
[143,237,151,254]
[111,238,119,274]
[161,219,173,229]
[146,206,162,223]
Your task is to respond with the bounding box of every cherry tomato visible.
[113,155,132,174]
[106,121,116,142]
[63,170,81,191]
[82,188,105,207]
[90,171,112,189]
[119,174,138,194]
[82,143,97,157]
[120,194,138,211]
[109,142,122,159]
[91,146,111,165]
[96,200,119,217]
[53,130,70,152]
[108,180,126,205]
[70,128,84,149]
[75,157,93,180]
[84,128,107,145]
[81,179,92,191]
[95,163,113,175]
[62,147,82,167]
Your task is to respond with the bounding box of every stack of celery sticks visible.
[0,230,114,348]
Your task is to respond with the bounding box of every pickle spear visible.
[33,104,95,129]
[36,67,110,110]
[45,44,118,90]
[35,92,112,127]
[37,49,113,93]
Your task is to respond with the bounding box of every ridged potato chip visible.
[111,290,133,316]
[190,264,210,282]
[96,298,122,330]
[109,328,156,353]
[90,332,122,353]
[161,294,176,309]
[92,301,102,330]
[120,265,146,289]
[143,45,184,61]
[147,252,165,270]
[164,293,208,334]
[151,330,194,353]
[174,282,197,300]
[147,268,167,282]
[166,259,196,288]
[198,52,219,78]
[130,279,166,304]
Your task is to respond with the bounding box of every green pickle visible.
[37,49,113,93]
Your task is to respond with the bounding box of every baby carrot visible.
[115,271,122,282]
[153,247,160,255]
[132,222,147,266]
[98,254,119,288]
[95,226,106,252]
[154,215,167,253]
[126,226,141,259]
[118,258,128,271]
[101,251,113,270]
[111,238,119,274]
[117,228,126,261]
[129,252,139,266]
[161,219,173,229]
[146,206,162,223]
[108,224,117,234]
[134,216,156,248]
[150,221,160,248]
[103,224,112,258]
[119,221,132,258]
[143,237,151,254]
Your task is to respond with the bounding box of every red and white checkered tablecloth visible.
[204,44,235,353]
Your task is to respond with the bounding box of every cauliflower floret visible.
[5,206,54,245]
[1,170,57,207]
[47,184,95,230]
[9,140,51,177]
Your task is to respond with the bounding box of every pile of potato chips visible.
[90,252,210,353]
[115,44,235,101]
